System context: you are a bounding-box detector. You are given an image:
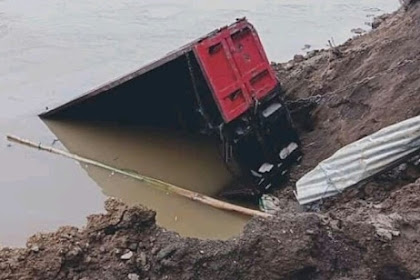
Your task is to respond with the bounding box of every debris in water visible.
[351,27,367,35]
[7,134,271,218]
[259,194,281,214]
[301,44,311,50]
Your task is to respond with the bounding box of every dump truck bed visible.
[41,18,301,197]
[40,18,278,125]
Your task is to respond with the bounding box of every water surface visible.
[0,0,399,246]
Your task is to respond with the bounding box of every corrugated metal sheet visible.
[296,115,420,205]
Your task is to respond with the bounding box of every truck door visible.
[194,20,278,123]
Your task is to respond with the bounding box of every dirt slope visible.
[276,1,420,180]
[1,2,420,280]
[1,194,419,280]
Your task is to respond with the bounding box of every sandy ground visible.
[1,2,420,279]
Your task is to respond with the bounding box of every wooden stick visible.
[7,134,271,218]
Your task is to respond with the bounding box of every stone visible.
[306,229,315,235]
[371,213,402,241]
[128,243,138,251]
[284,62,294,71]
[121,251,134,260]
[30,245,40,253]
[372,18,382,29]
[372,14,390,29]
[66,246,83,260]
[306,50,319,59]
[351,28,366,35]
[161,259,177,268]
[157,244,177,261]
[17,255,26,261]
[293,54,305,63]
[128,273,140,280]
[138,252,147,267]
[398,163,408,172]
[376,228,400,241]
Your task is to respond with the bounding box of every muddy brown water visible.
[44,120,247,240]
[0,0,399,246]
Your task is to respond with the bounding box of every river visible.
[0,0,399,246]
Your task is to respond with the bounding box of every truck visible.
[41,18,301,198]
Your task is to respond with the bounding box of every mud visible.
[2,2,420,280]
[1,187,419,280]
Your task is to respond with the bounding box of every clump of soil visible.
[1,195,418,280]
[2,2,420,280]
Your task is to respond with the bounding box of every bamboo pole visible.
[7,134,272,218]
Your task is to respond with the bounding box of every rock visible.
[17,254,26,261]
[306,229,316,235]
[30,245,40,253]
[157,244,178,261]
[351,28,366,35]
[398,163,408,172]
[161,259,177,268]
[372,18,383,29]
[293,54,305,63]
[329,219,342,231]
[66,246,83,260]
[137,252,147,267]
[306,50,319,59]
[128,273,140,280]
[373,203,384,209]
[370,213,403,241]
[128,243,138,251]
[412,155,420,166]
[376,228,400,241]
[121,251,134,260]
[284,62,294,71]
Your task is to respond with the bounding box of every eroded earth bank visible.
[1,2,420,279]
